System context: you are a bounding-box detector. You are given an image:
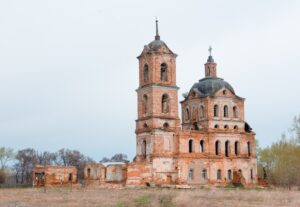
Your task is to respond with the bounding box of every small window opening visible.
[143,64,149,82]
[162,94,169,113]
[235,141,240,156]
[202,169,207,179]
[188,139,193,153]
[217,169,222,180]
[247,142,251,157]
[228,170,232,180]
[185,108,190,121]
[215,140,220,155]
[200,140,205,152]
[160,63,168,81]
[200,105,204,118]
[163,122,169,128]
[224,125,229,129]
[233,106,238,118]
[214,124,219,129]
[214,105,219,117]
[225,141,230,157]
[142,95,148,114]
[142,140,147,157]
[224,105,228,117]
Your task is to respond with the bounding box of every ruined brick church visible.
[84,21,257,187]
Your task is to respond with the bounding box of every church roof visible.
[191,77,235,97]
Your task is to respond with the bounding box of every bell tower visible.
[135,20,180,162]
[205,46,217,78]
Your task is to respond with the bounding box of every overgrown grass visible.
[0,187,299,207]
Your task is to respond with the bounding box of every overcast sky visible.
[0,0,299,161]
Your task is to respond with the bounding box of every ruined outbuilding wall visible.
[32,165,77,187]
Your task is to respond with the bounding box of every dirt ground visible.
[0,186,299,207]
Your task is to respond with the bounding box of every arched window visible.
[202,169,207,179]
[224,125,229,129]
[143,64,149,82]
[142,95,148,114]
[214,105,219,117]
[228,169,232,180]
[162,94,169,113]
[143,123,148,128]
[225,141,230,157]
[247,142,251,156]
[188,139,193,153]
[234,141,240,156]
[224,105,228,117]
[217,169,222,180]
[160,63,168,81]
[163,122,169,128]
[214,124,219,129]
[200,140,205,152]
[250,169,253,180]
[185,108,190,121]
[215,140,220,155]
[199,105,204,118]
[233,106,238,118]
[234,125,238,130]
[142,140,147,157]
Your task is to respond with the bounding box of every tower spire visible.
[205,46,217,78]
[207,45,214,63]
[155,18,160,40]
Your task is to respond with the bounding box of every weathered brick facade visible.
[126,21,257,187]
[85,21,257,188]
[32,165,77,187]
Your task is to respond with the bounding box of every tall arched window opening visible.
[142,95,148,114]
[143,64,149,82]
[225,141,230,157]
[162,94,169,113]
[224,105,228,117]
[200,140,205,152]
[188,139,193,153]
[247,142,251,157]
[233,106,238,118]
[200,105,204,118]
[142,140,147,157]
[185,108,190,121]
[228,170,232,180]
[202,169,207,179]
[215,140,220,155]
[234,141,240,156]
[160,63,168,81]
[217,169,222,180]
[214,105,219,117]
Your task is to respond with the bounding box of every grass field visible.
[0,187,299,207]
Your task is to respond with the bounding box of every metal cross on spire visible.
[208,46,212,56]
[155,18,160,40]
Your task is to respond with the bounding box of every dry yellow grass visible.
[0,187,299,207]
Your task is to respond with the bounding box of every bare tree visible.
[0,147,14,170]
[15,148,38,184]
